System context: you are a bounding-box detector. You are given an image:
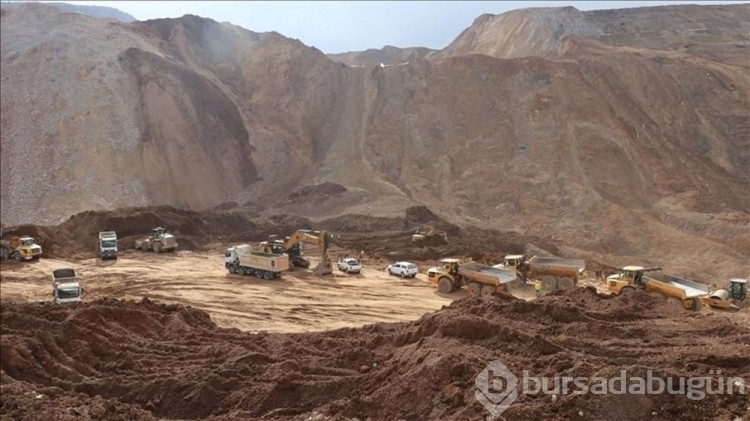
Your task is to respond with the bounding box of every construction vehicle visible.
[427,258,521,297]
[52,268,82,304]
[411,225,448,243]
[701,278,748,311]
[607,266,708,310]
[135,227,177,253]
[224,244,289,280]
[261,230,333,275]
[495,254,585,291]
[97,231,118,260]
[0,236,42,262]
[337,257,362,274]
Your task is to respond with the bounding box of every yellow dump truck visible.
[495,254,585,290]
[427,258,521,297]
[0,236,42,262]
[607,266,708,310]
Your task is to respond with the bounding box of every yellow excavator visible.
[260,229,333,275]
[411,225,448,242]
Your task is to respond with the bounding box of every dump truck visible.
[607,266,708,310]
[427,258,521,297]
[135,227,177,253]
[495,254,585,291]
[52,268,82,304]
[0,236,42,262]
[701,278,747,311]
[225,244,290,280]
[98,231,118,260]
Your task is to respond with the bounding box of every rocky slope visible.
[1,3,748,279]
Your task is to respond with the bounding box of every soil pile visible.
[2,289,748,420]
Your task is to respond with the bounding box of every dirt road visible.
[0,250,463,333]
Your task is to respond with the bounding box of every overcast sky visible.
[58,1,747,53]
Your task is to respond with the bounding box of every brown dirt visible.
[1,289,748,420]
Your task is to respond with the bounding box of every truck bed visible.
[459,263,519,285]
[530,256,585,270]
[649,273,709,298]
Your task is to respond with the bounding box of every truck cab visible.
[501,254,525,269]
[426,258,459,283]
[607,266,647,291]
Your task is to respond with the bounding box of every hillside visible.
[1,3,748,279]
[327,45,436,66]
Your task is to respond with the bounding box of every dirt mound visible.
[1,290,747,420]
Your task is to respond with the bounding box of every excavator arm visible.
[281,230,332,275]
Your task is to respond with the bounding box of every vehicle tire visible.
[400,271,406,278]
[387,268,393,276]
[13,252,21,262]
[621,286,636,295]
[0,248,6,260]
[438,277,455,294]
[228,265,237,274]
[263,271,273,280]
[481,285,496,298]
[683,298,699,311]
[256,270,264,279]
[559,277,575,290]
[541,276,557,291]
[154,242,162,253]
[238,267,247,276]
[467,282,482,298]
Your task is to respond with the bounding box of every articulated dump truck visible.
[495,254,585,291]
[607,266,708,310]
[428,258,522,298]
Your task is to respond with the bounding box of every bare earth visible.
[0,251,463,333]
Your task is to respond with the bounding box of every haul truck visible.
[495,254,585,290]
[225,244,290,280]
[427,258,521,297]
[1,236,42,262]
[52,268,82,304]
[607,266,708,310]
[98,231,118,259]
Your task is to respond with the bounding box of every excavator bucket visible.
[313,259,333,276]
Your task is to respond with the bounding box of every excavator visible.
[260,229,333,275]
[411,225,448,243]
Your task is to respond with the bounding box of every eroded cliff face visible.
[1,3,748,277]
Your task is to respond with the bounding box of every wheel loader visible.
[701,278,747,311]
[135,227,178,253]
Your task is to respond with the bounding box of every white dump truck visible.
[224,244,290,280]
[98,231,118,259]
[52,268,82,304]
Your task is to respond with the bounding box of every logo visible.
[474,360,519,416]
[475,360,746,417]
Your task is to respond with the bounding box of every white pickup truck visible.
[337,257,362,274]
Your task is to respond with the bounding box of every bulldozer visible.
[701,278,747,311]
[260,229,333,275]
[135,227,178,253]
